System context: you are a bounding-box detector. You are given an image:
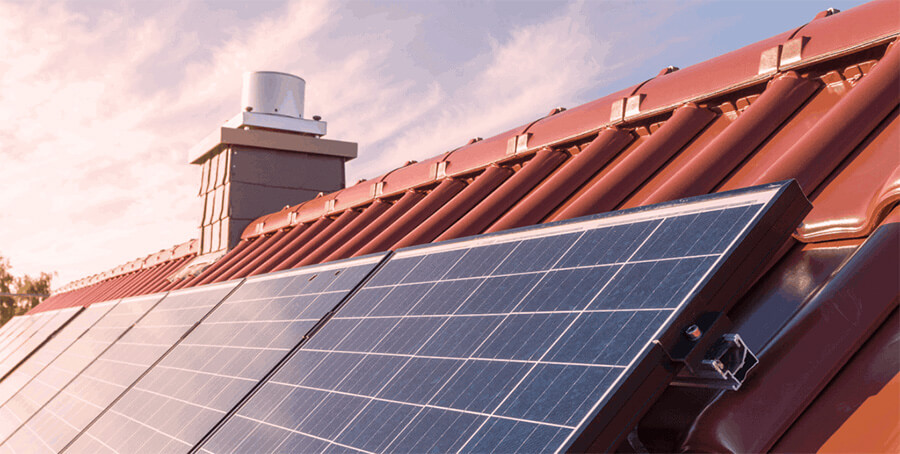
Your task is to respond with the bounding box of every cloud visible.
[0,0,673,289]
[356,4,621,177]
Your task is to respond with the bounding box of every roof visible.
[24,1,900,450]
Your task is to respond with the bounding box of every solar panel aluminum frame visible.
[370,180,809,453]
[191,252,392,453]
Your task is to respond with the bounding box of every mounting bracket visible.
[659,312,759,391]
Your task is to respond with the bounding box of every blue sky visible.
[0,0,869,287]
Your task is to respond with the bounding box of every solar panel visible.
[198,182,807,453]
[0,307,84,381]
[0,316,29,346]
[0,317,18,337]
[0,315,40,362]
[1,282,239,453]
[0,313,53,360]
[0,306,104,406]
[68,254,387,454]
[0,295,163,445]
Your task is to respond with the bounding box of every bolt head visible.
[684,324,702,341]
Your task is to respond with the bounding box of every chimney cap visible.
[242,71,306,118]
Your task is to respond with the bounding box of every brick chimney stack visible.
[188,71,357,255]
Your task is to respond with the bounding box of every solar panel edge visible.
[0,306,85,383]
[189,252,393,454]
[0,294,167,447]
[59,281,247,453]
[563,180,810,452]
[391,181,792,260]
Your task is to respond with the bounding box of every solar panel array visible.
[0,307,83,381]
[3,283,239,453]
[0,182,801,454]
[0,305,112,408]
[198,186,782,454]
[68,255,386,454]
[0,294,164,445]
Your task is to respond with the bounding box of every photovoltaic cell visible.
[0,294,164,447]
[0,306,111,406]
[0,307,83,380]
[198,183,798,454]
[67,254,387,454]
[1,282,239,453]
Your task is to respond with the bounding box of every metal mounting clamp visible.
[660,312,759,391]
[671,333,758,390]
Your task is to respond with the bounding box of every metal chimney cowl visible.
[187,71,358,257]
[242,71,305,118]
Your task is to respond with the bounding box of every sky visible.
[0,0,869,289]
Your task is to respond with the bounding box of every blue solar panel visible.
[1,282,239,453]
[197,182,804,453]
[0,307,83,381]
[0,306,112,408]
[66,254,387,454]
[0,295,162,445]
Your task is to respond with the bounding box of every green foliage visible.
[0,255,54,326]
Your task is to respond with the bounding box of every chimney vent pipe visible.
[241,71,306,118]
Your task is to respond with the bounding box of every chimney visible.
[189,71,357,255]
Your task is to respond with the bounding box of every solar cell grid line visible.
[0,281,242,454]
[0,307,84,381]
[66,253,389,454]
[196,181,807,454]
[0,294,164,447]
[0,304,118,408]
